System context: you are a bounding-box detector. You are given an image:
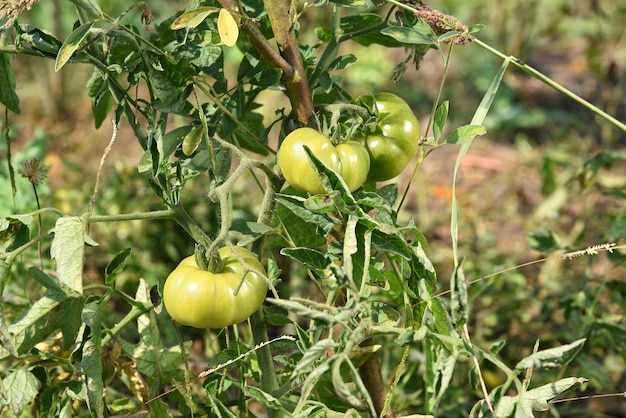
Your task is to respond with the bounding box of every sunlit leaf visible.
[516,338,586,370]
[170,7,218,30]
[218,9,239,47]
[182,126,204,156]
[381,26,436,45]
[55,21,95,72]
[51,216,87,293]
[444,124,486,144]
[0,369,41,415]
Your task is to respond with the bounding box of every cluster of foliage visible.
[1,0,625,417]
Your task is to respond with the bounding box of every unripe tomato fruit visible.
[356,93,420,182]
[163,246,267,329]
[278,127,370,194]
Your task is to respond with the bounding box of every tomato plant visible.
[163,246,267,329]
[278,127,370,194]
[1,0,623,416]
[356,93,421,182]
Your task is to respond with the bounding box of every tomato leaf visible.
[492,377,588,417]
[449,262,468,328]
[80,298,105,417]
[275,193,336,238]
[8,269,79,355]
[51,216,90,293]
[104,248,132,285]
[0,369,41,416]
[515,338,586,371]
[444,124,486,144]
[371,230,412,260]
[280,247,329,271]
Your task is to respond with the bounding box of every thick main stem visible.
[359,337,394,418]
[264,0,313,124]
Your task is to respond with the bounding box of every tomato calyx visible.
[316,102,378,141]
[194,245,224,274]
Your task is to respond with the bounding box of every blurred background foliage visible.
[1,0,625,415]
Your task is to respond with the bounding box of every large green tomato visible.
[278,127,370,194]
[163,246,267,329]
[356,93,421,182]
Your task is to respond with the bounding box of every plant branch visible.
[473,38,626,133]
[264,0,313,124]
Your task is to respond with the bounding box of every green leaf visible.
[292,338,338,377]
[303,146,358,208]
[280,247,329,271]
[80,298,105,418]
[55,21,96,71]
[8,272,75,354]
[381,26,436,45]
[125,278,175,389]
[331,357,365,409]
[450,58,510,266]
[29,267,64,291]
[371,229,412,260]
[433,101,449,141]
[86,70,112,128]
[330,0,369,7]
[515,338,586,371]
[0,262,16,356]
[444,124,487,144]
[268,298,339,326]
[438,31,463,43]
[450,262,468,327]
[424,338,458,413]
[245,387,284,412]
[170,7,219,30]
[276,193,336,239]
[492,377,588,417]
[104,248,132,285]
[68,0,104,19]
[468,24,486,34]
[0,53,20,114]
[0,369,41,415]
[16,24,62,56]
[328,54,357,71]
[51,216,87,293]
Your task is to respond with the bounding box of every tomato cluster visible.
[354,93,421,182]
[278,128,370,194]
[163,246,267,329]
[278,93,420,194]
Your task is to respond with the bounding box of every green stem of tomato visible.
[101,303,152,347]
[248,164,283,417]
[473,38,626,133]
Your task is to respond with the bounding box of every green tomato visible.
[278,127,370,194]
[163,246,267,329]
[356,93,421,182]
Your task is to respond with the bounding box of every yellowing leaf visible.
[182,126,204,156]
[218,9,239,47]
[55,21,95,72]
[171,7,218,30]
